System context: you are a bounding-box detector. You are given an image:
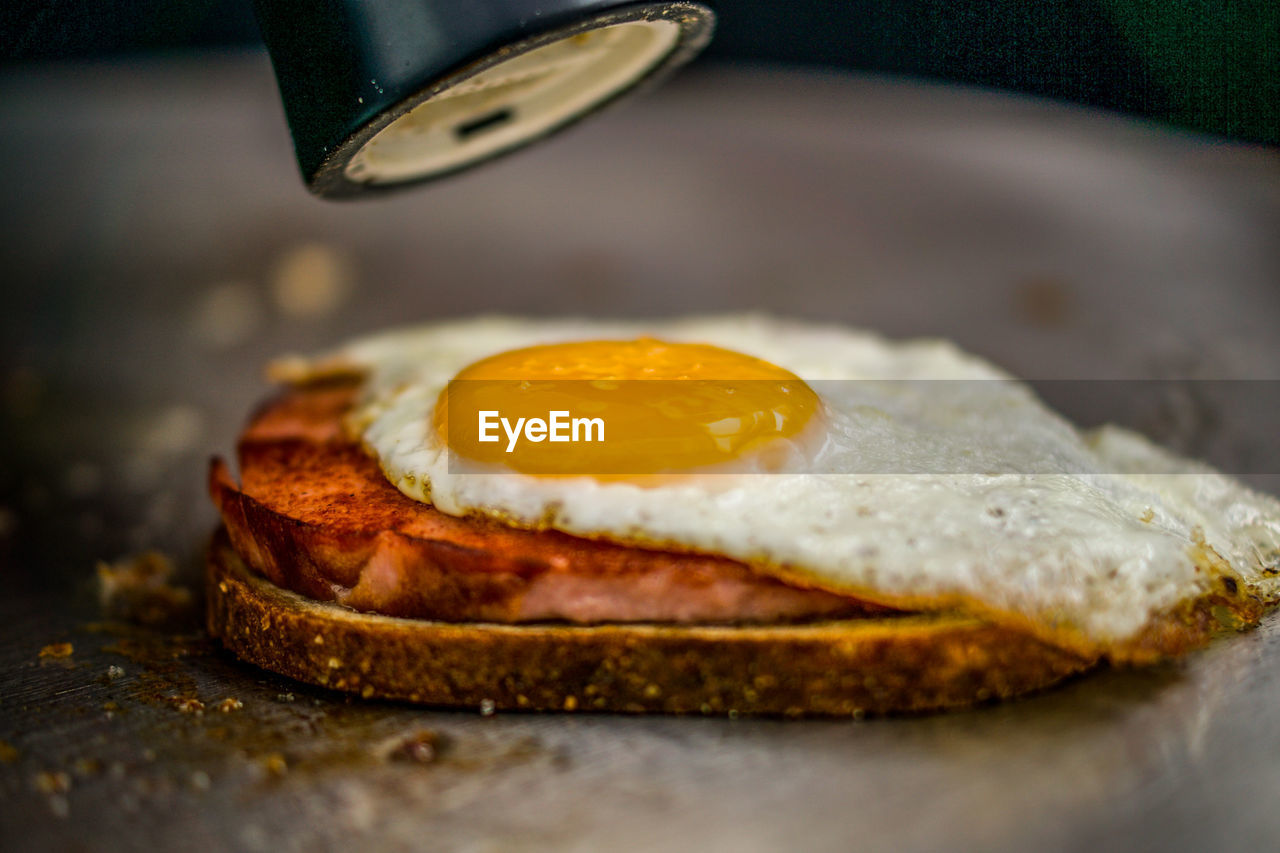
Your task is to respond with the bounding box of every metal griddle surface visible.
[2,53,1279,852]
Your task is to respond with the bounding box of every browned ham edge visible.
[210,381,904,624]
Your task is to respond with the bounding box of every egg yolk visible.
[434,339,821,477]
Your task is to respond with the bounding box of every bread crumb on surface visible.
[191,280,263,348]
[270,242,351,319]
[142,405,205,457]
[217,697,244,713]
[47,796,70,819]
[38,643,74,659]
[384,730,447,764]
[260,753,288,777]
[33,771,71,794]
[97,551,193,625]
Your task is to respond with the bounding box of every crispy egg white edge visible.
[280,315,1280,645]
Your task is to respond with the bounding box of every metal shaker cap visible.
[254,1,715,198]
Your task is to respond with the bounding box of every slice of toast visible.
[207,530,1094,716]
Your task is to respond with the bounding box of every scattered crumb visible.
[261,753,288,777]
[96,551,193,626]
[141,404,206,458]
[39,642,74,660]
[170,696,205,715]
[217,697,244,714]
[191,280,263,348]
[479,698,496,717]
[48,795,69,819]
[0,739,18,763]
[275,692,295,703]
[270,243,351,319]
[384,730,447,765]
[33,771,71,795]
[1140,508,1156,523]
[107,665,126,680]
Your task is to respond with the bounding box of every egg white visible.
[280,315,1280,651]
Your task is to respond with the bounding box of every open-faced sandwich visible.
[207,316,1280,715]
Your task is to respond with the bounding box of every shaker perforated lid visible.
[254,1,715,199]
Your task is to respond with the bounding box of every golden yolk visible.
[434,339,821,477]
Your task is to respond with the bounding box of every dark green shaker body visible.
[253,0,715,198]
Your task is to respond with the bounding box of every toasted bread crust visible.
[207,531,1094,715]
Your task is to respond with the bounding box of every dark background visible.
[1,0,1277,145]
[2,3,1280,849]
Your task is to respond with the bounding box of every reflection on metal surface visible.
[2,55,1279,851]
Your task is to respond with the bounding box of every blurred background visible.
[1,4,1279,851]
[3,0,1278,143]
[1,0,1278,576]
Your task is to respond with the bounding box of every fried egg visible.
[276,315,1280,656]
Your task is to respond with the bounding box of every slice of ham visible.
[210,380,900,624]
